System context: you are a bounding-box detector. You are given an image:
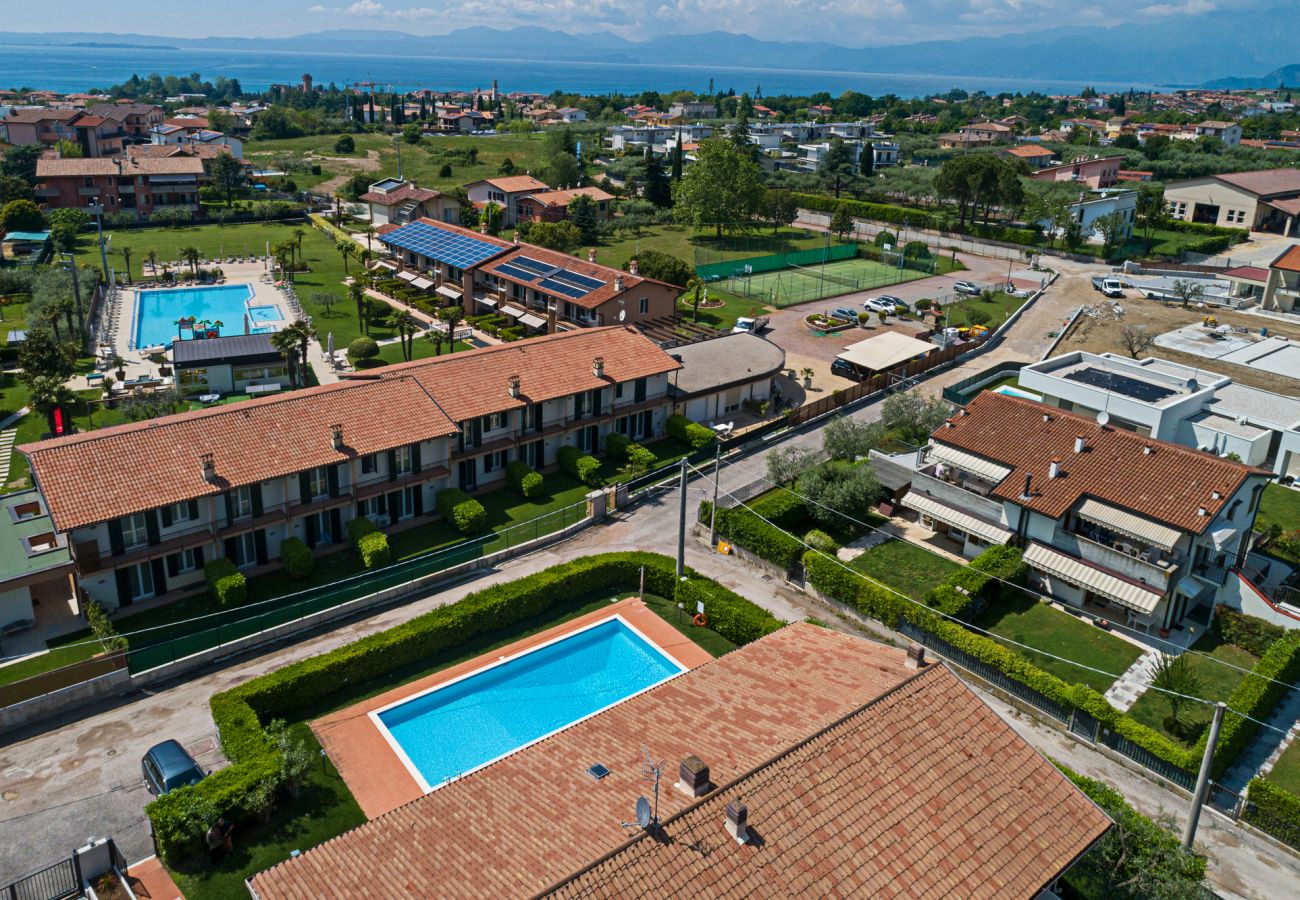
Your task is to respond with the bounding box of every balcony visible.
[909,470,1005,524]
[119,183,135,194]
[77,187,101,198]
[33,187,60,198]
[1056,529,1177,592]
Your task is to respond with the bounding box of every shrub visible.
[793,193,937,230]
[914,298,933,311]
[1212,606,1285,657]
[604,432,631,461]
[435,487,487,534]
[624,444,656,475]
[279,537,314,580]
[903,240,931,260]
[507,460,544,498]
[205,558,246,606]
[334,135,355,154]
[357,531,391,569]
[675,577,784,645]
[713,505,805,571]
[629,248,694,287]
[347,336,379,361]
[84,599,127,652]
[558,444,602,486]
[803,529,839,554]
[803,549,910,625]
[667,413,715,450]
[1244,778,1300,849]
[1208,629,1300,777]
[346,515,378,545]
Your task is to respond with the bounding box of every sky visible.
[0,0,1254,46]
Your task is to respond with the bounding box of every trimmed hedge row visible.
[793,193,939,230]
[506,460,544,499]
[1245,777,1300,849]
[557,445,602,486]
[1212,606,1284,658]
[148,552,783,863]
[667,414,715,450]
[279,537,314,580]
[1210,630,1300,777]
[205,558,246,606]
[436,488,487,534]
[604,432,631,461]
[703,500,805,571]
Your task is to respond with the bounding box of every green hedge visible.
[279,537,314,580]
[205,558,247,606]
[968,222,1043,246]
[706,501,805,571]
[1210,630,1300,777]
[793,193,938,230]
[604,432,631,461]
[803,529,839,554]
[148,552,783,863]
[1213,606,1285,658]
[557,445,601,487]
[667,414,715,450]
[436,488,487,534]
[357,531,391,569]
[1245,777,1300,849]
[507,460,544,498]
[1167,219,1249,241]
[346,515,377,545]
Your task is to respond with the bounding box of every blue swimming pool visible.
[132,284,263,348]
[248,305,282,322]
[993,384,1043,401]
[373,617,683,790]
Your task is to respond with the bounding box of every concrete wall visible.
[0,585,34,629]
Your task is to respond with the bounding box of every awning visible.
[929,444,1012,483]
[519,312,547,329]
[410,276,434,290]
[397,270,419,283]
[1210,525,1238,550]
[837,331,934,373]
[435,284,462,301]
[476,296,498,308]
[372,259,397,272]
[1023,542,1163,614]
[1076,498,1181,550]
[501,305,524,318]
[903,491,1012,545]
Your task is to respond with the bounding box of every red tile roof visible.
[934,392,1260,534]
[544,663,1111,899]
[22,377,458,534]
[480,244,655,310]
[36,156,204,178]
[471,174,550,194]
[1006,144,1056,158]
[1222,265,1270,281]
[1212,168,1300,197]
[525,186,615,207]
[357,184,445,206]
[366,326,680,422]
[3,108,81,124]
[249,625,1110,900]
[1272,244,1300,273]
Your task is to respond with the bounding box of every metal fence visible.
[695,241,859,281]
[2,856,80,900]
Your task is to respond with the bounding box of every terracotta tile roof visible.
[21,377,458,533]
[164,116,209,129]
[526,186,615,207]
[933,392,1260,534]
[1222,265,1270,281]
[472,174,550,193]
[366,326,680,422]
[357,184,445,206]
[73,115,106,127]
[248,625,932,900]
[36,156,204,178]
[126,143,228,160]
[1212,168,1300,197]
[1273,244,1300,273]
[481,246,654,311]
[544,664,1111,899]
[373,222,400,236]
[1006,144,1056,157]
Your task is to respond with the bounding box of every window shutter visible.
[412,487,424,517]
[592,388,603,416]
[145,510,160,546]
[254,529,268,565]
[376,494,387,516]
[328,509,343,544]
[107,519,125,555]
[188,499,200,521]
[166,553,179,578]
[388,491,402,521]
[328,465,340,498]
[411,442,422,474]
[299,471,312,505]
[160,505,174,528]
[388,450,398,482]
[224,492,235,525]
[115,568,133,607]
[304,515,318,548]
[251,484,264,518]
[151,558,167,596]
[223,537,237,561]
[193,546,205,570]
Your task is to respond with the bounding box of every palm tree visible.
[438,305,462,353]
[292,228,305,271]
[285,319,317,382]
[336,239,354,275]
[364,225,376,253]
[145,249,158,275]
[349,280,367,336]
[270,329,301,388]
[181,246,200,278]
[386,309,417,362]
[423,327,445,357]
[120,246,133,284]
[28,375,76,435]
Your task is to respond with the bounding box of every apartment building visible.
[20,328,680,611]
[464,175,552,225]
[379,218,680,330]
[886,391,1269,632]
[84,103,164,143]
[666,100,717,119]
[1030,155,1124,189]
[359,178,459,227]
[1195,120,1243,146]
[514,187,615,224]
[1164,169,1300,235]
[604,124,713,153]
[33,156,205,220]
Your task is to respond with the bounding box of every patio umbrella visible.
[327,332,334,362]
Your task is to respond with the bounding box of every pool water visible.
[248,305,283,322]
[993,384,1043,401]
[133,284,257,348]
[374,617,683,790]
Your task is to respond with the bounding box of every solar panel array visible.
[492,255,608,300]
[384,222,506,269]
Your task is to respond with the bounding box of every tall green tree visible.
[819,137,857,199]
[1135,183,1169,253]
[566,193,600,243]
[207,152,246,207]
[641,148,671,207]
[672,139,764,238]
[0,199,45,234]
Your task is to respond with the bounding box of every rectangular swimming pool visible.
[372,616,685,791]
[133,284,271,348]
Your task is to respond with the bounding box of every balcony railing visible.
[1061,530,1177,591]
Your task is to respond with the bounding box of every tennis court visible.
[723,255,937,308]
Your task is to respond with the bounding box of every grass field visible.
[597,225,830,273]
[721,255,934,308]
[1258,484,1300,563]
[848,540,964,600]
[973,591,1144,694]
[937,290,1026,328]
[1126,633,1259,747]
[1265,738,1300,795]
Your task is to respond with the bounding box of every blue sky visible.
[0,0,1247,45]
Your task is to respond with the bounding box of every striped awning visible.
[929,444,1012,483]
[477,296,498,308]
[501,305,524,318]
[1076,499,1181,550]
[903,491,1012,545]
[1023,542,1163,614]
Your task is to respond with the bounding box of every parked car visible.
[142,739,205,796]
[953,281,982,296]
[829,307,861,323]
[1101,278,1125,299]
[831,357,865,381]
[731,316,770,335]
[863,297,903,315]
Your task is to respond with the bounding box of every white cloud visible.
[346,0,386,14]
[1138,0,1215,14]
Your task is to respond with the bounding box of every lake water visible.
[0,43,1146,98]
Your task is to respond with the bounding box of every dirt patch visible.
[1058,294,1300,395]
[313,149,383,196]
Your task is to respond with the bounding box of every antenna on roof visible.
[620,747,665,833]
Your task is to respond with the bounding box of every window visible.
[634,378,647,403]
[178,366,208,389]
[357,496,388,523]
[639,297,649,315]
[121,513,149,548]
[394,445,413,476]
[483,450,507,473]
[172,548,200,574]
[165,502,196,525]
[126,561,155,600]
[231,532,258,568]
[615,382,624,400]
[361,453,378,475]
[230,486,253,519]
[307,466,329,499]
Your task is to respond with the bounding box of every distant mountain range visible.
[0,13,1296,88]
[1202,64,1300,90]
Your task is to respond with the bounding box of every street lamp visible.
[88,200,110,282]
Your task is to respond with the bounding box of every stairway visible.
[0,428,16,488]
[1103,648,1162,712]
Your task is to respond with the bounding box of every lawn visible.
[973,591,1145,694]
[1126,633,1259,747]
[937,290,1027,328]
[592,224,830,273]
[677,288,771,332]
[1265,738,1300,796]
[165,586,737,899]
[1258,484,1300,564]
[848,539,965,600]
[0,630,103,689]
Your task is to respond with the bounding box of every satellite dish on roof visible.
[619,308,627,322]
[635,796,652,829]
[1096,411,1110,427]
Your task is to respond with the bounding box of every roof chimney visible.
[200,453,217,483]
[676,755,713,799]
[1211,489,1222,501]
[628,258,639,277]
[905,643,925,670]
[1020,473,1033,500]
[1074,434,1087,454]
[1143,443,1154,455]
[614,273,624,292]
[1042,413,1052,423]
[1198,505,1208,517]
[330,423,343,451]
[1048,457,1062,479]
[587,248,597,263]
[507,374,520,398]
[724,801,750,844]
[592,356,605,378]
[547,303,557,333]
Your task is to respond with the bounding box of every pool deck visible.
[311,597,712,819]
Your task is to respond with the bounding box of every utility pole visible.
[676,456,689,578]
[708,442,722,548]
[1182,701,1226,852]
[89,200,109,282]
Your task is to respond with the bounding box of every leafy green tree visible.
[526,220,581,251]
[46,208,89,253]
[766,446,819,485]
[641,148,671,208]
[819,136,857,199]
[628,249,692,286]
[1142,133,1171,160]
[1025,181,1078,249]
[27,374,76,435]
[0,175,33,205]
[402,123,422,144]
[1094,210,1131,258]
[763,189,798,234]
[566,193,600,243]
[498,157,516,176]
[207,152,246,207]
[1061,214,1085,252]
[1135,183,1169,253]
[823,416,888,461]
[670,138,684,181]
[543,152,581,188]
[0,144,42,185]
[672,139,764,237]
[800,460,881,527]
[0,199,45,234]
[830,204,854,240]
[860,142,875,177]
[16,327,71,381]
[881,390,951,446]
